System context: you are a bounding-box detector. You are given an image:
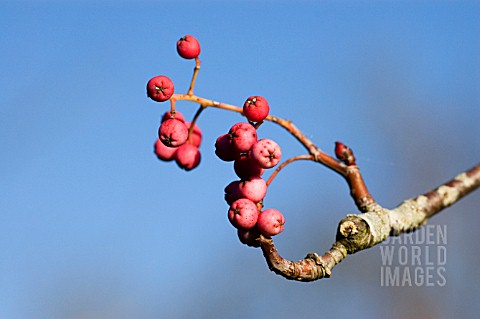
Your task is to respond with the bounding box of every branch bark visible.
[259,164,480,281]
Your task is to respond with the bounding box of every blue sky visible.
[1,1,479,318]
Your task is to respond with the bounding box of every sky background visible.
[1,1,479,318]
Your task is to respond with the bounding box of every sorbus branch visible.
[259,164,480,281]
[147,35,480,282]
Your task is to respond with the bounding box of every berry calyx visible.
[228,122,258,153]
[243,96,270,122]
[257,208,285,237]
[158,118,188,147]
[250,138,282,169]
[228,198,259,230]
[176,35,201,59]
[147,75,174,102]
[175,144,201,171]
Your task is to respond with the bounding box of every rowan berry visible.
[154,138,177,161]
[257,208,285,237]
[161,110,185,123]
[146,75,174,102]
[175,144,201,171]
[250,138,282,169]
[215,134,238,162]
[238,176,267,203]
[234,153,264,179]
[228,122,258,153]
[176,35,201,59]
[158,118,188,147]
[243,96,270,122]
[228,198,259,230]
[185,121,202,147]
[224,180,241,205]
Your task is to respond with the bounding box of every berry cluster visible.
[154,111,202,171]
[146,35,286,248]
[215,97,285,246]
[147,35,202,171]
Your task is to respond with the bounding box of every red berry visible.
[185,121,202,147]
[257,208,285,237]
[237,227,261,247]
[228,122,258,153]
[175,144,201,171]
[250,138,282,169]
[238,176,267,203]
[215,133,238,162]
[176,35,201,59]
[154,138,177,161]
[147,75,174,102]
[161,110,185,123]
[243,96,270,122]
[224,180,241,205]
[228,198,259,230]
[234,153,264,179]
[158,118,188,147]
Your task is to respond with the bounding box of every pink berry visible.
[228,198,259,230]
[176,35,201,59]
[161,110,185,123]
[250,138,282,169]
[237,227,261,247]
[175,144,201,171]
[243,96,270,122]
[224,180,241,205]
[215,134,238,162]
[185,121,202,147]
[147,75,174,102]
[257,208,285,237]
[228,122,258,153]
[238,176,267,203]
[234,153,264,179]
[154,138,177,161]
[158,118,188,147]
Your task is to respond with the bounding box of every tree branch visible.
[259,163,480,281]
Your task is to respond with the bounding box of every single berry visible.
[237,227,261,248]
[243,96,270,122]
[154,138,177,161]
[158,118,188,147]
[185,121,202,147]
[228,198,259,230]
[238,176,267,203]
[175,144,201,171]
[234,153,264,179]
[224,180,241,205]
[257,208,285,237]
[147,75,174,102]
[176,35,201,59]
[250,138,282,169]
[161,110,185,123]
[228,122,258,153]
[215,134,238,162]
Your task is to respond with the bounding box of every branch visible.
[259,163,480,281]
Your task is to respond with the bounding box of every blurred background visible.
[1,1,479,318]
